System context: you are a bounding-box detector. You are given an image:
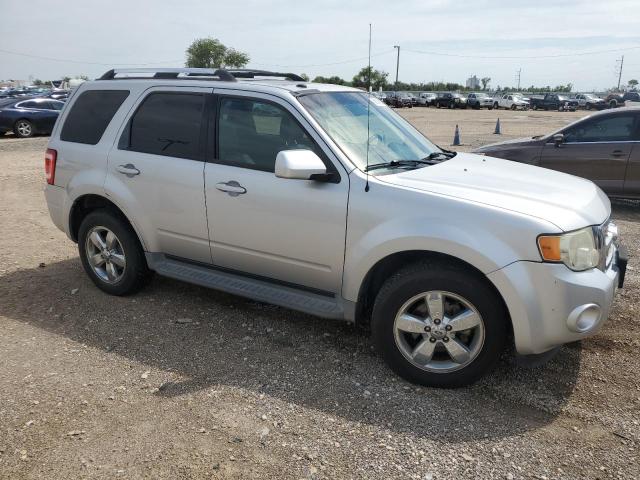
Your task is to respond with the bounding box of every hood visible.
[377,152,610,232]
[474,136,543,152]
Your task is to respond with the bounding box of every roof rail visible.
[225,69,306,82]
[98,68,236,82]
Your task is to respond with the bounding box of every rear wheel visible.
[372,261,508,388]
[14,119,34,138]
[510,104,516,110]
[609,100,617,109]
[78,209,151,296]
[493,102,499,110]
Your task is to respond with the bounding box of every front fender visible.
[341,174,558,302]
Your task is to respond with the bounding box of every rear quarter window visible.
[60,90,129,145]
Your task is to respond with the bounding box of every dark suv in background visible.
[385,92,413,108]
[435,92,467,109]
[604,91,640,109]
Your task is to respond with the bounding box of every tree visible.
[481,77,491,90]
[185,37,249,69]
[629,79,639,90]
[352,66,389,90]
[312,75,349,85]
[300,73,309,81]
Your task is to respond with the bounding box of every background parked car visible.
[435,92,467,109]
[404,92,418,106]
[467,92,494,109]
[530,93,578,111]
[0,97,65,138]
[571,93,605,110]
[417,92,437,106]
[494,93,529,110]
[604,91,640,109]
[473,107,640,198]
[49,89,70,101]
[385,92,413,108]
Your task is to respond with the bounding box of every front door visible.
[204,90,349,293]
[539,112,639,196]
[105,87,212,264]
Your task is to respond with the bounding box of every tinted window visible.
[17,101,38,109]
[48,101,64,111]
[126,92,204,160]
[61,90,129,144]
[564,115,637,143]
[218,98,319,172]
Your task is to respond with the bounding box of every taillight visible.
[45,148,57,185]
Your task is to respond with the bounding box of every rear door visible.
[539,112,638,195]
[105,87,212,263]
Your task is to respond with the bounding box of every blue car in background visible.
[0,97,65,138]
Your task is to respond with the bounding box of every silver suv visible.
[44,68,627,387]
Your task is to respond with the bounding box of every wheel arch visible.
[68,194,146,250]
[353,250,511,333]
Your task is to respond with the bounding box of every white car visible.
[494,94,529,110]
[44,68,625,388]
[417,92,437,106]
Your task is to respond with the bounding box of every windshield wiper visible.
[365,157,449,172]
[425,150,457,160]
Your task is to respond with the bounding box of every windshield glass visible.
[298,92,440,171]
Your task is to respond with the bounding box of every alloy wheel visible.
[85,226,126,284]
[393,290,485,373]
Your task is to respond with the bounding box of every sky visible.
[1,0,640,91]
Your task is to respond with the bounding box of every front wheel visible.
[510,104,516,110]
[78,209,152,296]
[372,261,508,388]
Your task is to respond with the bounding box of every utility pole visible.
[393,45,400,90]
[516,68,522,90]
[617,55,624,90]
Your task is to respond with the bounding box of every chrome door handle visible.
[215,180,247,196]
[116,163,140,176]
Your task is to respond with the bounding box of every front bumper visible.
[487,248,625,355]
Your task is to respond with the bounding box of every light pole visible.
[393,45,400,90]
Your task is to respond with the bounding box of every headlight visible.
[538,227,599,271]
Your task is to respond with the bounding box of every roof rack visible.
[98,68,237,82]
[221,69,306,82]
[98,68,306,83]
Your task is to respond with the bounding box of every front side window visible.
[563,115,637,143]
[128,92,204,160]
[217,97,319,172]
[17,101,38,109]
[298,92,439,171]
[61,90,129,145]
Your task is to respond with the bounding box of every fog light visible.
[567,304,601,333]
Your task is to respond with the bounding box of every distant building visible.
[466,75,480,89]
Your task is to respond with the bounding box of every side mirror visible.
[553,133,565,147]
[275,149,329,181]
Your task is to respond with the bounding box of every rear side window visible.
[127,92,204,160]
[61,90,129,144]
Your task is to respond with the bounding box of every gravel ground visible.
[0,108,639,479]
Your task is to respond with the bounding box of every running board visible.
[146,253,344,319]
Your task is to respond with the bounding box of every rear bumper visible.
[488,254,623,355]
[44,184,68,236]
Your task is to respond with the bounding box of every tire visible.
[586,103,592,110]
[493,102,499,110]
[372,260,508,388]
[436,102,441,109]
[449,102,454,109]
[78,209,151,296]
[531,104,537,111]
[14,119,34,138]
[488,106,493,110]
[609,100,617,109]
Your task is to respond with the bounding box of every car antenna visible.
[365,23,372,192]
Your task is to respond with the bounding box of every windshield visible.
[298,92,440,171]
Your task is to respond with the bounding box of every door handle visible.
[215,180,247,196]
[116,163,141,177]
[611,150,626,158]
